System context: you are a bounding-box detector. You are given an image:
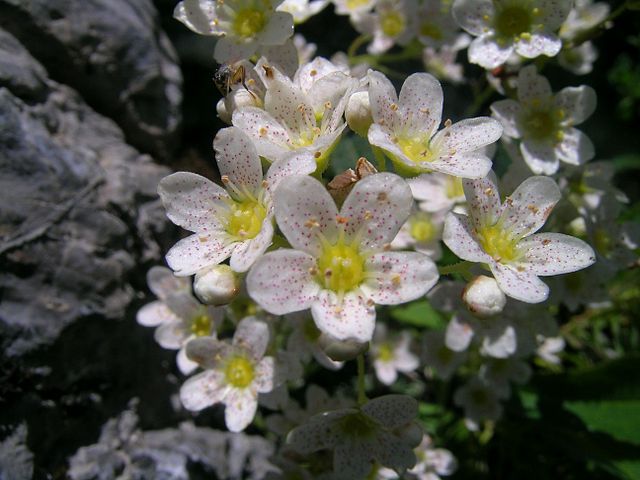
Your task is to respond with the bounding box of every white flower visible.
[559,0,610,40]
[422,34,471,85]
[391,208,445,260]
[421,330,467,380]
[443,173,596,303]
[416,0,460,48]
[286,313,344,370]
[158,127,315,276]
[407,173,466,214]
[136,266,221,374]
[371,323,419,385]
[367,71,502,178]
[286,395,422,479]
[174,0,294,62]
[453,376,504,424]
[491,65,597,175]
[352,0,418,54]
[452,0,571,69]
[247,173,439,343]
[278,0,329,23]
[232,62,356,170]
[536,335,565,365]
[558,41,598,75]
[409,434,457,480]
[180,317,276,432]
[332,0,376,19]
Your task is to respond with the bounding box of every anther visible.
[444,119,452,128]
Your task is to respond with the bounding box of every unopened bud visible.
[318,333,368,361]
[216,98,231,124]
[462,275,506,318]
[194,265,240,305]
[346,91,373,137]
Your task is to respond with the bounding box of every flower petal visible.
[433,117,502,155]
[340,173,413,250]
[517,65,552,103]
[514,32,561,59]
[490,100,522,138]
[258,11,294,45]
[254,356,275,393]
[371,431,418,475]
[264,151,317,192]
[154,321,187,349]
[442,212,490,262]
[137,301,178,327]
[264,75,315,139]
[177,346,198,375]
[452,0,494,36]
[180,370,227,411]
[186,337,232,369]
[165,233,236,276]
[213,127,263,197]
[490,262,549,303]
[158,172,230,232]
[430,151,493,179]
[468,35,513,69]
[311,290,375,343]
[519,233,596,275]
[224,388,258,432]
[286,410,351,453]
[520,140,560,175]
[361,252,439,305]
[229,219,274,272]
[398,73,443,139]
[368,70,401,131]
[146,266,191,300]
[274,175,339,255]
[554,86,597,126]
[214,38,257,64]
[555,128,594,166]
[173,0,222,35]
[462,173,502,229]
[362,394,418,428]
[232,106,291,161]
[481,323,517,358]
[499,176,560,238]
[233,316,270,360]
[247,249,320,315]
[445,315,474,352]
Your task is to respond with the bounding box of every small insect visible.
[213,62,249,96]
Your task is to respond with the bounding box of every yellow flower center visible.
[445,175,464,199]
[521,106,565,143]
[476,223,521,263]
[190,314,212,337]
[397,136,437,163]
[420,21,443,40]
[345,0,370,10]
[377,343,394,362]
[380,11,405,37]
[494,5,532,39]
[224,355,255,388]
[233,8,267,39]
[227,199,266,240]
[316,238,366,293]
[409,214,436,243]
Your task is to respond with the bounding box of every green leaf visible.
[390,300,446,329]
[328,133,373,175]
[564,400,640,446]
[612,154,640,172]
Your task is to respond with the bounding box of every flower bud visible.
[462,275,506,318]
[318,333,368,361]
[194,265,240,306]
[346,91,373,137]
[216,98,231,124]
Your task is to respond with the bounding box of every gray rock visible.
[0,28,172,356]
[0,0,183,158]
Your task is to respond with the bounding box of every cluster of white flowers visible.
[130,0,638,478]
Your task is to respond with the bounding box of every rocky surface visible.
[0,0,183,159]
[0,27,173,357]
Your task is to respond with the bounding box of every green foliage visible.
[390,300,446,329]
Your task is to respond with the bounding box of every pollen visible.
[305,218,320,228]
[316,239,366,293]
[377,192,388,201]
[259,127,268,136]
[226,199,267,240]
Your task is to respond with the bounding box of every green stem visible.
[465,82,495,117]
[347,34,371,59]
[438,260,474,280]
[372,146,387,172]
[357,353,368,405]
